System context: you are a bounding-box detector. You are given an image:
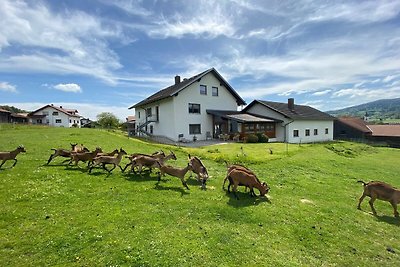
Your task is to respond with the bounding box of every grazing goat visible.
[89,148,127,173]
[69,147,102,167]
[357,180,400,217]
[222,161,257,190]
[47,143,89,165]
[226,168,269,200]
[0,145,26,169]
[159,163,193,190]
[188,154,209,189]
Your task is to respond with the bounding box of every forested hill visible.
[328,98,400,120]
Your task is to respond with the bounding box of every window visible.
[42,111,49,115]
[138,112,141,119]
[150,125,153,134]
[325,128,329,134]
[189,124,201,134]
[200,85,207,95]
[56,119,62,123]
[305,129,310,136]
[259,124,274,131]
[314,129,318,135]
[52,111,59,116]
[293,129,299,137]
[212,86,218,96]
[69,119,72,123]
[146,108,152,117]
[188,103,201,114]
[37,119,42,124]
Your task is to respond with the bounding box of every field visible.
[1,124,399,266]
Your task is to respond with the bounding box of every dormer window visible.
[52,111,59,116]
[200,85,207,95]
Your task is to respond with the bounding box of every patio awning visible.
[206,109,281,123]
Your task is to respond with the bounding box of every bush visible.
[246,134,259,143]
[256,133,269,143]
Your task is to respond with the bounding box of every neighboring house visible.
[81,117,93,128]
[129,68,246,142]
[242,99,335,143]
[367,124,400,147]
[126,115,136,137]
[11,113,29,123]
[28,104,81,127]
[334,117,400,147]
[0,108,11,123]
[334,117,372,140]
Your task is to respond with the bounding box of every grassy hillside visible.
[1,124,399,266]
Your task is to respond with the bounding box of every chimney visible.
[60,106,63,109]
[288,98,294,111]
[175,75,181,85]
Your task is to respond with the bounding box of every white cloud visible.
[0,0,124,84]
[0,81,17,93]
[312,89,331,96]
[53,83,82,93]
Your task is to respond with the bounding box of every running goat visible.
[89,148,127,173]
[0,145,26,169]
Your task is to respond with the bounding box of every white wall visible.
[173,73,238,141]
[135,72,240,141]
[246,102,333,143]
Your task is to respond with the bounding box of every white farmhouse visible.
[243,99,334,143]
[29,104,81,128]
[130,68,334,144]
[130,68,246,142]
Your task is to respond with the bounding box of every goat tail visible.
[224,160,229,168]
[50,148,57,151]
[357,180,367,186]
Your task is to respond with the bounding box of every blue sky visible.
[1,0,399,120]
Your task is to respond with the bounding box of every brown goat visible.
[69,147,102,167]
[357,180,400,217]
[222,161,257,190]
[188,154,209,189]
[226,168,269,200]
[89,148,127,173]
[46,143,89,165]
[0,145,26,169]
[128,155,162,175]
[124,150,176,173]
[158,163,193,190]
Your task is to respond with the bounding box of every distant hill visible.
[328,98,400,121]
[0,105,30,114]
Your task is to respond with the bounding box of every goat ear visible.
[188,154,191,159]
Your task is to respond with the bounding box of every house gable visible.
[130,68,246,109]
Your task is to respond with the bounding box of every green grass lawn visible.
[1,124,399,266]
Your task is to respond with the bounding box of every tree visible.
[96,112,120,129]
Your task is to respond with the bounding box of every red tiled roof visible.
[337,117,372,133]
[29,105,81,118]
[126,115,136,122]
[368,125,400,137]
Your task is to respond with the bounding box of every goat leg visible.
[11,159,17,168]
[122,162,132,173]
[0,160,6,168]
[46,154,55,165]
[108,164,116,173]
[390,201,399,217]
[369,197,378,215]
[357,194,366,210]
[182,180,190,190]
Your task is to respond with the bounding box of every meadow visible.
[0,124,399,266]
